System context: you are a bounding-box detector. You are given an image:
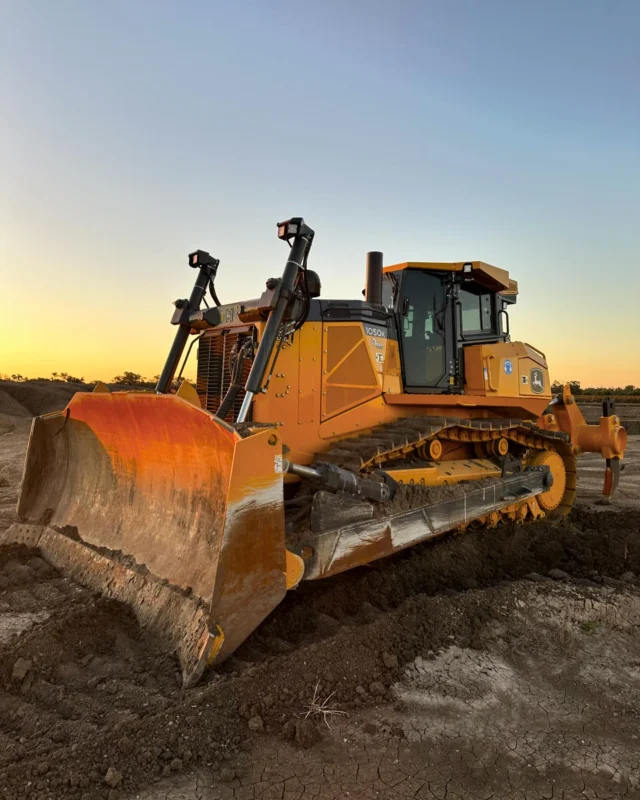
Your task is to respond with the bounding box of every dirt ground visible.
[1,388,640,800]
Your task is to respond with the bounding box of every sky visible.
[1,0,639,386]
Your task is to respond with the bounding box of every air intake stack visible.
[365,251,384,307]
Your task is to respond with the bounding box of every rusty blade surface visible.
[18,392,239,602]
[16,392,288,684]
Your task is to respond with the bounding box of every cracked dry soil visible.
[1,419,639,800]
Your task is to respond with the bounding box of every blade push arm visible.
[156,251,221,394]
[236,218,315,423]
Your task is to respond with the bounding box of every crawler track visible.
[286,417,577,540]
[320,415,570,472]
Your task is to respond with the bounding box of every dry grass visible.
[303,681,348,729]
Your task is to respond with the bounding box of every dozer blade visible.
[4,391,291,686]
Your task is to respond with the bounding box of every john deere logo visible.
[530,368,545,394]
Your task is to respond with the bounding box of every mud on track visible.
[1,506,640,799]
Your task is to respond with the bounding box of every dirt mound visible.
[0,382,85,417]
[0,392,30,419]
[244,505,640,656]
[1,507,640,799]
[0,425,32,534]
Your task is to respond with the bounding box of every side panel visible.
[321,323,382,421]
[252,329,301,427]
[464,341,551,401]
[252,327,324,463]
[382,340,403,395]
[297,323,323,425]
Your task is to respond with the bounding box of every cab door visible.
[396,269,449,390]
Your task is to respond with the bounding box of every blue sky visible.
[1,0,639,384]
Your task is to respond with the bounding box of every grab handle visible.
[486,354,499,392]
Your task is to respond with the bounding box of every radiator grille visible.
[197,330,253,422]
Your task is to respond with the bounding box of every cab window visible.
[460,286,494,334]
[381,273,396,311]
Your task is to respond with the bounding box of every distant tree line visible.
[551,381,640,397]
[1,371,86,384]
[111,372,195,387]
[0,371,194,386]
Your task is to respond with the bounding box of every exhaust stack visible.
[365,251,383,306]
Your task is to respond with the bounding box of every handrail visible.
[486,354,499,392]
[524,342,546,360]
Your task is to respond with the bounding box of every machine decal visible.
[364,325,387,339]
[274,454,284,474]
[375,352,385,363]
[530,368,545,394]
[504,359,513,375]
[371,338,384,349]
[521,375,528,385]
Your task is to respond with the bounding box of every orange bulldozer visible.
[4,218,627,686]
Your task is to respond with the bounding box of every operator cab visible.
[382,261,516,393]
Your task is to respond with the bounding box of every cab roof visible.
[383,260,517,295]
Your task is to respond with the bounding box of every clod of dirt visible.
[219,766,235,782]
[548,568,570,580]
[248,715,264,732]
[382,652,398,668]
[294,718,319,748]
[281,718,320,748]
[104,767,123,787]
[118,736,134,754]
[10,657,31,683]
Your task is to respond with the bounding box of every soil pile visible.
[0,424,31,533]
[1,507,640,799]
[0,382,83,418]
[0,392,31,419]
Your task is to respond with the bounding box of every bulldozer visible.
[4,218,627,686]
